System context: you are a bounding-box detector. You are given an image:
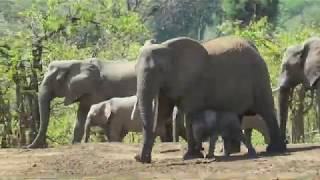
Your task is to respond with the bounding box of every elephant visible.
[84,96,182,142]
[190,110,257,159]
[27,58,137,148]
[276,37,320,143]
[133,36,285,163]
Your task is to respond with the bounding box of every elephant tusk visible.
[272,87,280,93]
[152,94,159,133]
[131,100,138,121]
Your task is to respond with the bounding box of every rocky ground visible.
[1,142,320,179]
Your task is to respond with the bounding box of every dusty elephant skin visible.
[276,37,320,143]
[190,110,256,159]
[27,59,137,148]
[134,36,286,163]
[84,96,185,142]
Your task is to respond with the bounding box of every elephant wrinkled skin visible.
[28,59,137,148]
[134,36,285,163]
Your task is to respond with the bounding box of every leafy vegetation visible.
[0,0,319,147]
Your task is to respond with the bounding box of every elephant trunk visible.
[84,117,91,143]
[278,86,292,142]
[28,86,51,148]
[136,71,159,162]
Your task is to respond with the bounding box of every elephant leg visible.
[206,134,218,159]
[172,113,179,142]
[84,125,91,143]
[227,138,241,154]
[244,128,253,147]
[157,124,168,142]
[72,103,90,144]
[164,121,173,142]
[223,137,231,157]
[108,131,122,142]
[238,131,256,157]
[183,113,204,160]
[260,109,286,153]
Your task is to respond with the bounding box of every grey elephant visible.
[275,37,320,142]
[27,58,137,148]
[190,110,257,159]
[84,96,177,142]
[133,36,285,163]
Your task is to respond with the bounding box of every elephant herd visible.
[26,35,320,164]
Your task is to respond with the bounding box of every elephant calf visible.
[191,110,257,158]
[84,96,171,142]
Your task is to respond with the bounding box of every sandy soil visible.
[1,143,320,179]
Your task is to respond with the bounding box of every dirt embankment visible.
[0,143,320,179]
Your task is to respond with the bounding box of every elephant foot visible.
[183,150,204,160]
[26,141,47,149]
[247,148,257,158]
[72,140,81,144]
[134,154,151,164]
[205,153,215,159]
[223,152,230,157]
[266,142,287,153]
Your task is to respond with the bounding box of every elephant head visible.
[28,59,103,148]
[134,37,208,163]
[84,102,111,142]
[277,37,320,141]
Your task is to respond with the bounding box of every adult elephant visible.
[134,36,286,163]
[27,58,137,148]
[276,37,320,142]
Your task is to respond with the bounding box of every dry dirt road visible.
[0,143,320,179]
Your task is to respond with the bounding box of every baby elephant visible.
[191,110,257,159]
[84,96,169,142]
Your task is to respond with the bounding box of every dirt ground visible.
[1,143,320,179]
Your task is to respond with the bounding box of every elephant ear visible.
[64,62,102,105]
[56,70,68,83]
[303,37,320,87]
[151,46,173,73]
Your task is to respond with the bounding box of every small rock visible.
[32,163,37,167]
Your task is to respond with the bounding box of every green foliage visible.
[47,101,75,146]
[0,0,150,147]
[222,0,279,25]
[251,130,266,146]
[140,0,218,41]
[278,0,320,30]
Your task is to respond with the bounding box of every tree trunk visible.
[0,88,12,148]
[291,86,305,143]
[15,77,27,147]
[28,38,42,143]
